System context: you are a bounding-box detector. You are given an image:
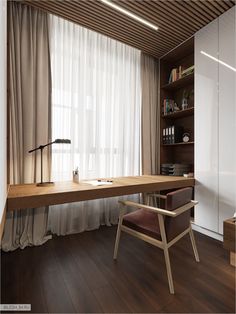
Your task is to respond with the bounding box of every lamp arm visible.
[28,140,56,153]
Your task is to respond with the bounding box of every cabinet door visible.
[194,19,219,232]
[218,6,236,234]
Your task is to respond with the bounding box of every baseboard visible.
[192,223,223,241]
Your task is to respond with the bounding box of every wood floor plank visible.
[33,241,76,313]
[52,236,103,313]
[76,229,162,313]
[1,226,235,313]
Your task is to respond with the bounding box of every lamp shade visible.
[54,139,71,144]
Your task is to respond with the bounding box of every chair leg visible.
[163,247,175,294]
[113,215,123,260]
[189,226,200,262]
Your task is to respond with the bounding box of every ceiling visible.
[22,0,235,59]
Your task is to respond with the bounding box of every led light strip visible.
[201,51,236,72]
[101,0,158,31]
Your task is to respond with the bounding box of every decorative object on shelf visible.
[182,132,190,143]
[182,89,189,110]
[182,65,194,77]
[29,138,71,186]
[182,98,188,110]
[173,102,180,112]
[73,167,79,183]
[183,172,194,178]
[182,88,194,110]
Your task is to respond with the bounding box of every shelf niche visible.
[160,37,194,173]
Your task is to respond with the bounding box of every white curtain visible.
[48,15,141,235]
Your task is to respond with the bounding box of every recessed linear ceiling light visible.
[201,51,236,72]
[100,0,158,31]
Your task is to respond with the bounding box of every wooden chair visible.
[113,187,200,294]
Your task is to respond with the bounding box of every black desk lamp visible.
[29,139,71,186]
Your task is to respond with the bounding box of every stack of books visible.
[162,125,183,144]
[163,99,175,115]
[168,65,182,83]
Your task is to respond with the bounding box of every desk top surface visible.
[7,175,195,210]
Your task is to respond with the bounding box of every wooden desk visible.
[7,175,195,211]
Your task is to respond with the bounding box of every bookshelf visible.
[161,72,194,91]
[160,37,194,175]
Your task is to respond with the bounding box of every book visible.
[163,128,166,144]
[171,125,183,143]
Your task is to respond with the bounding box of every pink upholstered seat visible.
[123,209,161,240]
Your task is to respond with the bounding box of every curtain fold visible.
[141,53,160,175]
[48,15,141,236]
[2,2,52,251]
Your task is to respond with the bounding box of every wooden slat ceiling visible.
[21,0,235,58]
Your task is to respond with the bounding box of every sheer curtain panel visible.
[48,16,141,235]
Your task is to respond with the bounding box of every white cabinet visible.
[195,7,236,236]
[195,19,219,233]
[218,7,236,234]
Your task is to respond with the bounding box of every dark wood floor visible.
[1,226,235,313]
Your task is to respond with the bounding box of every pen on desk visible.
[97,179,113,183]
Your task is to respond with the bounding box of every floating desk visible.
[7,175,195,211]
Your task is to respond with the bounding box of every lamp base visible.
[36,181,55,187]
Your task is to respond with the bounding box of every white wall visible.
[0,0,7,224]
[195,6,236,238]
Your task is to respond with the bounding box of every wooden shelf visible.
[162,107,194,119]
[162,142,194,147]
[160,38,194,171]
[162,72,194,91]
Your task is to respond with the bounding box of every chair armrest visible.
[172,200,198,217]
[118,200,198,218]
[118,200,176,217]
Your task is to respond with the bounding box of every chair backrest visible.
[164,187,193,242]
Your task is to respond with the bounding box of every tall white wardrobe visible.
[194,6,236,239]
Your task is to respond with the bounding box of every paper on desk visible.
[86,180,113,186]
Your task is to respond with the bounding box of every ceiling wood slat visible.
[147,3,199,32]
[120,1,194,37]
[201,0,224,15]
[54,1,169,52]
[23,1,165,56]
[165,0,208,26]
[29,0,175,52]
[194,1,219,19]
[181,1,212,24]
[187,1,216,22]
[82,1,179,49]
[21,0,235,58]
[215,0,231,10]
[97,1,185,46]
